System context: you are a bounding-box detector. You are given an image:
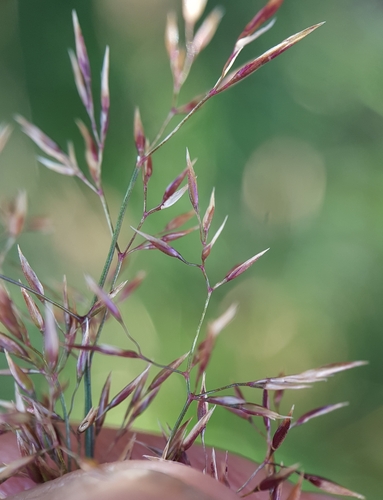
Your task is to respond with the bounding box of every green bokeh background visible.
[1,1,382,498]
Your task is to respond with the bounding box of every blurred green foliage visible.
[1,0,382,498]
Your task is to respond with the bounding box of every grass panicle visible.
[0,1,366,498]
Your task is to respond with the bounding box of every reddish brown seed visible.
[105,368,149,412]
[186,149,199,215]
[237,0,284,42]
[164,418,192,460]
[134,107,145,157]
[213,247,269,288]
[44,303,60,371]
[304,473,365,499]
[197,374,208,421]
[0,285,24,340]
[263,389,270,433]
[247,360,367,391]
[161,185,189,210]
[202,188,215,241]
[292,402,348,428]
[164,211,195,232]
[5,351,35,396]
[18,246,45,299]
[85,275,122,322]
[70,343,140,359]
[143,154,153,184]
[77,406,98,433]
[148,352,188,391]
[218,24,324,93]
[100,46,110,145]
[162,168,188,203]
[182,406,215,451]
[76,320,90,380]
[271,481,283,500]
[0,332,27,358]
[95,372,112,435]
[72,10,91,86]
[69,49,88,110]
[255,464,300,492]
[131,228,187,263]
[240,402,285,420]
[202,215,228,262]
[202,395,286,418]
[220,18,276,82]
[130,366,150,408]
[129,386,160,421]
[271,406,294,452]
[285,474,303,500]
[113,274,144,305]
[21,288,44,333]
[162,227,198,243]
[15,116,68,166]
[76,120,100,186]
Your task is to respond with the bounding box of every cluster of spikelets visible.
[0,1,366,498]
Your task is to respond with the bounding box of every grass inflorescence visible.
[0,1,366,498]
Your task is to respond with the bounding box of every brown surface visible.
[0,428,335,499]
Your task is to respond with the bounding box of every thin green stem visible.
[84,164,140,457]
[167,286,212,448]
[96,164,140,293]
[99,191,121,253]
[198,381,253,396]
[77,172,99,195]
[187,290,212,373]
[58,389,72,470]
[150,109,176,150]
[146,92,213,158]
[165,391,192,458]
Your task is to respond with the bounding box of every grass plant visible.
[0,1,367,498]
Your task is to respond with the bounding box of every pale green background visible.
[1,1,382,498]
